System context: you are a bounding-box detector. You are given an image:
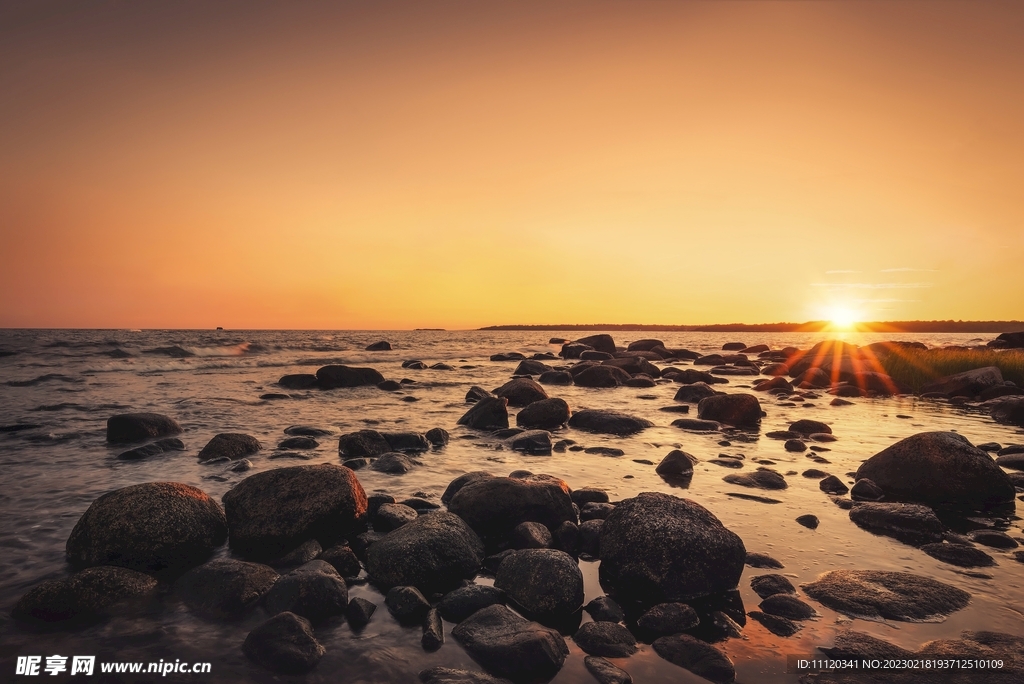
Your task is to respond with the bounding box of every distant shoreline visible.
[480,321,1024,333]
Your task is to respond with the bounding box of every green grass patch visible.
[876,348,1024,393]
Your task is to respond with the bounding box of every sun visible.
[828,306,859,329]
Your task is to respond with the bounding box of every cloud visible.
[811,282,933,290]
[852,298,920,303]
[825,269,861,274]
[879,267,938,273]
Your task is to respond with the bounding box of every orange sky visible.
[1,0,1022,329]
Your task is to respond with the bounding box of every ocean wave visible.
[5,373,83,387]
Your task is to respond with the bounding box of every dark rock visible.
[748,611,800,637]
[697,394,762,427]
[449,475,576,547]
[624,375,656,388]
[494,378,549,407]
[495,549,584,622]
[996,452,1024,470]
[580,502,615,521]
[458,397,510,430]
[673,418,721,432]
[511,522,553,549]
[856,432,1015,508]
[419,668,513,684]
[509,430,552,455]
[750,574,795,599]
[242,612,325,674]
[222,463,367,560]
[431,362,454,370]
[382,431,431,452]
[991,396,1024,426]
[796,514,819,529]
[581,351,613,360]
[585,595,625,623]
[371,452,417,474]
[403,360,428,369]
[801,570,971,621]
[386,585,431,624]
[573,621,637,657]
[278,436,318,450]
[66,482,227,573]
[584,446,624,457]
[346,596,376,627]
[439,585,507,623]
[579,520,603,557]
[599,493,746,603]
[989,331,1024,348]
[568,409,653,435]
[803,469,830,478]
[442,471,496,505]
[819,630,913,660]
[561,343,593,359]
[920,543,996,568]
[316,364,385,389]
[538,370,573,385]
[423,607,445,650]
[13,566,158,624]
[920,366,1004,397]
[784,439,807,452]
[426,427,451,447]
[760,593,815,619]
[263,560,348,623]
[492,352,527,362]
[106,413,182,444]
[270,539,323,568]
[723,468,787,490]
[552,520,580,554]
[576,334,616,354]
[375,503,420,532]
[583,656,632,684]
[514,360,553,376]
[674,382,718,403]
[174,559,278,619]
[366,340,392,351]
[467,386,495,403]
[850,478,884,501]
[451,604,569,681]
[117,437,186,461]
[279,374,319,390]
[320,545,361,578]
[849,502,944,544]
[367,494,396,517]
[968,529,1018,548]
[789,419,832,435]
[819,475,849,495]
[377,380,402,391]
[338,429,391,458]
[754,376,793,392]
[652,634,735,684]
[285,425,333,437]
[745,552,783,569]
[571,488,609,506]
[637,602,700,634]
[573,365,632,387]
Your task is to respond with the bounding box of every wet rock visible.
[438,584,507,623]
[819,475,849,494]
[316,364,385,388]
[568,409,653,435]
[66,482,227,573]
[849,502,944,544]
[579,520,603,557]
[515,398,570,430]
[375,503,419,532]
[856,432,1015,508]
[801,570,971,621]
[637,602,700,634]
[222,463,367,560]
[784,439,807,454]
[723,468,787,490]
[492,352,527,362]
[382,432,431,452]
[377,380,402,391]
[458,397,510,430]
[385,585,431,624]
[346,596,377,627]
[584,446,624,458]
[750,574,795,599]
[673,382,719,403]
[819,630,913,660]
[574,621,637,657]
[538,370,573,385]
[425,427,450,447]
[697,394,762,427]
[996,452,1024,470]
[320,545,361,578]
[466,386,495,403]
[451,604,569,681]
[850,478,884,501]
[991,396,1024,426]
[276,435,319,451]
[432,363,455,371]
[106,413,182,444]
[754,376,793,392]
[552,520,580,554]
[263,560,348,623]
[285,425,333,437]
[760,593,815,619]
[580,502,615,521]
[403,360,428,369]
[371,452,417,474]
[599,493,746,603]
[367,511,484,593]
[270,539,323,568]
[366,340,392,351]
[803,469,830,478]
[117,437,186,460]
[449,475,576,547]
[796,514,819,529]
[338,429,391,458]
[561,343,593,359]
[511,522,553,549]
[442,471,495,505]
[510,430,553,455]
[279,374,319,390]
[624,375,656,388]
[495,549,584,622]
[748,611,800,637]
[920,543,996,568]
[921,366,1004,397]
[174,559,278,619]
[514,360,553,376]
[419,668,512,684]
[575,334,616,354]
[583,656,632,684]
[709,611,744,640]
[745,552,783,569]
[494,378,549,407]
[652,634,735,684]
[571,488,610,506]
[13,566,158,624]
[585,595,625,623]
[242,611,325,674]
[673,418,721,432]
[574,365,632,388]
[422,607,445,650]
[968,529,1018,549]
[367,494,396,517]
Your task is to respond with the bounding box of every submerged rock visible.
[263,560,349,623]
[458,397,510,430]
[419,668,513,684]
[583,656,632,684]
[573,365,632,388]
[674,383,718,403]
[448,475,576,545]
[13,566,158,624]
[801,570,970,621]
[568,409,653,435]
[723,468,787,490]
[494,378,549,407]
[338,429,392,458]
[849,502,944,544]
[697,394,762,427]
[759,593,815,620]
[573,621,637,658]
[652,634,735,684]
[242,611,325,674]
[117,437,186,460]
[106,413,182,444]
[516,398,571,430]
[386,585,431,624]
[750,574,795,599]
[450,605,569,681]
[278,374,319,390]
[175,559,278,619]
[371,452,417,474]
[315,364,385,388]
[442,471,496,505]
[920,543,996,568]
[748,611,800,637]
[197,433,262,462]
[438,585,507,623]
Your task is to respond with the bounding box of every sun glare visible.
[828,306,859,329]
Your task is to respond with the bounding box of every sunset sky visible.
[2,0,1022,329]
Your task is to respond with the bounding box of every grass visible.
[875,348,1024,393]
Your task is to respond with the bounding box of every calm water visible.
[0,329,1021,683]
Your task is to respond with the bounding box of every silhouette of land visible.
[480,321,1024,333]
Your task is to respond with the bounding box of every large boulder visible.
[315,364,385,389]
[382,431,431,452]
[652,634,735,684]
[855,432,1015,509]
[920,366,1004,397]
[448,475,576,546]
[599,493,746,604]
[568,409,653,435]
[848,503,944,544]
[991,397,1024,427]
[516,398,571,430]
[573,365,631,388]
[13,566,158,624]
[197,433,262,462]
[338,429,391,458]
[263,560,349,623]
[367,512,485,593]
[66,482,227,573]
[674,383,718,403]
[988,331,1024,348]
[175,559,279,619]
[801,570,970,621]
[438,585,507,623]
[514,360,553,376]
[222,464,368,560]
[451,605,569,681]
[457,397,510,430]
[442,472,496,505]
[242,612,325,674]
[278,374,319,389]
[494,549,584,623]
[106,413,182,444]
[576,334,616,354]
[697,394,762,427]
[494,378,549,407]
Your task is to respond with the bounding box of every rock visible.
[568,409,653,435]
[584,447,624,458]
[849,502,944,544]
[652,634,735,684]
[819,630,913,660]
[514,398,571,431]
[174,559,279,619]
[419,668,513,684]
[920,366,1004,397]
[801,570,971,621]
[386,585,431,623]
[423,607,445,650]
[513,360,553,376]
[458,397,510,430]
[263,560,348,623]
[697,394,762,427]
[346,596,377,627]
[116,437,186,460]
[367,511,484,593]
[552,520,580,554]
[13,566,158,624]
[672,418,721,432]
[426,427,450,447]
[745,552,783,569]
[106,413,182,444]
[855,432,1015,508]
[243,612,325,674]
[637,602,700,634]
[509,430,552,455]
[760,593,815,619]
[66,482,227,573]
[673,383,719,403]
[320,545,361,578]
[279,374,319,389]
[579,520,603,557]
[511,522,553,549]
[996,452,1024,470]
[748,611,800,637]
[789,419,832,435]
[723,469,787,490]
[538,370,573,385]
[572,488,610,506]
[494,378,549,407]
[989,331,1024,348]
[575,334,616,354]
[573,621,637,657]
[365,340,392,351]
[270,539,323,568]
[377,379,402,391]
[585,595,625,623]
[375,503,419,532]
[796,514,819,529]
[316,364,385,388]
[754,376,793,392]
[991,396,1024,426]
[371,452,417,474]
[338,429,391,458]
[222,463,367,560]
[451,604,569,681]
[850,478,884,501]
[382,432,431,452]
[920,543,996,567]
[494,549,584,622]
[561,343,593,359]
[278,436,318,450]
[583,656,632,684]
[580,502,615,521]
[573,365,632,387]
[784,439,807,452]
[439,584,507,623]
[968,529,1018,548]
[450,475,576,546]
[750,574,795,599]
[803,469,830,478]
[466,386,495,403]
[599,492,746,603]
[819,475,849,495]
[442,471,496,505]
[491,352,527,362]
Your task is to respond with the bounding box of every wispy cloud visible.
[825,269,860,274]
[811,282,933,290]
[879,267,938,273]
[852,298,920,303]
